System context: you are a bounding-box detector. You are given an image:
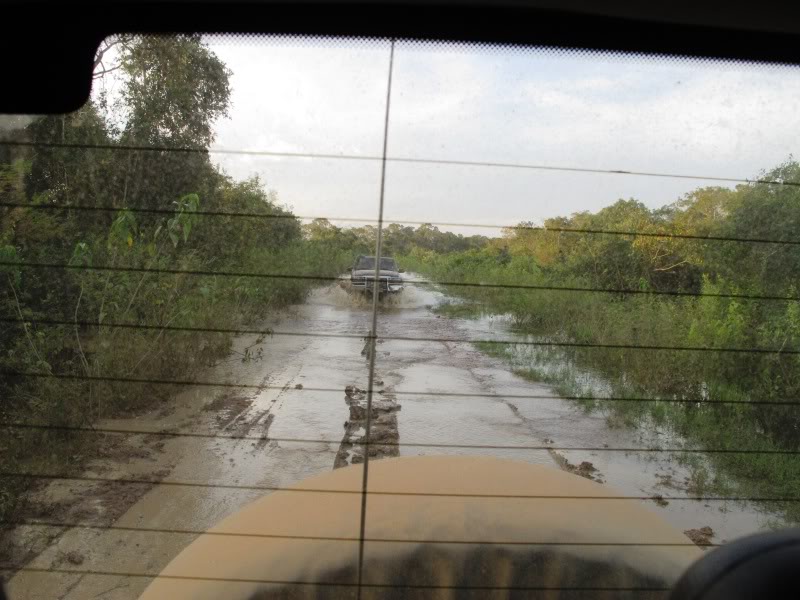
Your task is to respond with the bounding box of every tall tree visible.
[116,35,232,211]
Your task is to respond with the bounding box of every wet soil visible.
[548,449,604,483]
[1,430,172,576]
[334,384,401,468]
[684,526,715,548]
[4,278,771,598]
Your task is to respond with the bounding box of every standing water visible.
[372,276,769,544]
[7,277,772,599]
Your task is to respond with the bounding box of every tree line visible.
[302,219,489,257]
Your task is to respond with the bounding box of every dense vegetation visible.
[401,169,800,522]
[0,36,353,520]
[3,34,798,530]
[303,219,489,256]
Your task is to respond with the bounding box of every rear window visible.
[2,33,800,599]
[355,256,398,271]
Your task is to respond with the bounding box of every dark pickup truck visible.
[349,255,404,295]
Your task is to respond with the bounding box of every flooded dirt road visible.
[6,277,770,599]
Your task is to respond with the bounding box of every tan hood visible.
[139,456,700,599]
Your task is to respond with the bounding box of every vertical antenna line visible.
[356,38,396,599]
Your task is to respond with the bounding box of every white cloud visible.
[210,38,390,157]
[514,67,800,176]
[202,37,800,234]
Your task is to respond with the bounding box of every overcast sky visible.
[44,36,800,237]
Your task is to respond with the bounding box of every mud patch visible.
[54,549,85,567]
[0,431,174,572]
[334,384,401,468]
[548,449,604,483]
[0,522,66,572]
[204,394,252,429]
[203,392,277,444]
[654,471,688,493]
[92,434,160,464]
[651,494,670,507]
[22,478,160,525]
[684,526,715,548]
[1,471,169,572]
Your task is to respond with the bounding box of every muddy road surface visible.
[6,278,769,599]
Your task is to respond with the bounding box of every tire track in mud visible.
[333,383,402,469]
[335,333,402,468]
[332,291,594,485]
[501,399,606,483]
[5,290,403,598]
[452,340,610,485]
[356,302,609,485]
[215,358,308,452]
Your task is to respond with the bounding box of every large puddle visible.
[373,278,768,543]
